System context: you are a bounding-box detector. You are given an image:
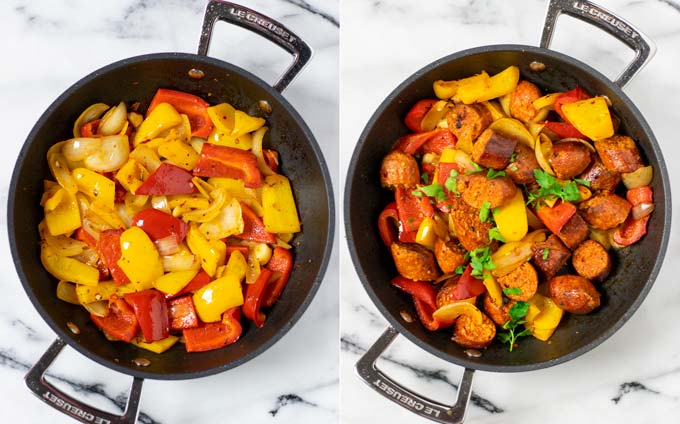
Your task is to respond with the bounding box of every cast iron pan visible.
[345,0,670,422]
[7,2,334,423]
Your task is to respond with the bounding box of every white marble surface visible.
[340,0,680,423]
[0,1,338,423]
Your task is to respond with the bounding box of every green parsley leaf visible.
[415,183,447,201]
[466,162,484,175]
[573,178,591,187]
[455,265,466,275]
[542,248,550,260]
[468,246,495,277]
[510,166,518,172]
[509,151,517,163]
[444,170,460,195]
[488,227,506,242]
[497,301,532,352]
[479,201,492,223]
[508,301,529,321]
[527,169,581,207]
[487,169,506,179]
[421,172,429,184]
[411,189,424,197]
[503,287,523,296]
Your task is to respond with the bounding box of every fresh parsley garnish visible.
[466,162,484,175]
[497,301,531,352]
[527,169,580,207]
[421,172,429,184]
[469,246,495,277]
[455,265,466,275]
[510,166,518,172]
[444,170,460,195]
[503,287,523,295]
[488,227,506,242]
[411,189,423,197]
[542,248,550,260]
[487,169,506,179]
[509,151,517,163]
[413,183,447,201]
[479,201,492,223]
[573,178,591,187]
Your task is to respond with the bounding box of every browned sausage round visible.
[436,276,461,309]
[452,313,496,349]
[390,242,440,281]
[594,135,643,173]
[449,196,495,251]
[482,294,514,326]
[506,143,539,184]
[572,240,611,283]
[548,274,600,314]
[509,80,542,122]
[532,235,571,279]
[579,193,631,230]
[557,213,589,250]
[434,239,467,275]
[460,173,517,209]
[578,157,620,191]
[446,103,493,143]
[380,150,420,189]
[497,262,538,301]
[472,128,517,170]
[548,141,592,180]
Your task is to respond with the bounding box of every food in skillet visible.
[379,66,655,351]
[40,88,301,353]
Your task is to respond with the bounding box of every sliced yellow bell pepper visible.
[115,159,149,195]
[493,190,528,242]
[482,100,506,121]
[489,118,535,149]
[72,168,115,210]
[89,200,126,229]
[41,245,99,286]
[193,250,247,322]
[207,128,254,150]
[167,194,211,210]
[262,175,301,234]
[415,217,437,250]
[482,274,504,306]
[186,224,227,276]
[561,97,614,140]
[457,66,520,104]
[153,269,199,295]
[439,148,457,163]
[525,294,564,341]
[157,139,199,171]
[44,188,81,236]
[232,111,265,138]
[433,71,489,99]
[129,144,161,173]
[132,335,179,353]
[432,301,483,326]
[133,102,183,146]
[207,103,236,133]
[75,280,138,304]
[532,92,561,110]
[117,227,164,287]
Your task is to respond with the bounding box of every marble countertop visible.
[0,0,338,423]
[340,0,680,423]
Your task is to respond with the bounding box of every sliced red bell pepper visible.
[554,86,590,122]
[193,143,262,188]
[395,187,434,234]
[612,215,650,247]
[413,297,440,331]
[437,162,458,187]
[90,295,139,342]
[393,129,453,155]
[135,162,198,195]
[243,268,274,327]
[225,245,250,257]
[627,186,653,206]
[80,119,101,137]
[124,289,170,343]
[378,202,400,246]
[262,247,293,307]
[263,149,279,173]
[391,276,437,309]
[132,208,189,243]
[535,201,577,235]
[97,229,131,286]
[420,130,456,155]
[404,99,438,133]
[168,295,199,331]
[147,88,213,138]
[450,265,487,300]
[234,202,276,244]
[183,307,242,352]
[543,121,586,139]
[74,228,110,280]
[166,269,212,299]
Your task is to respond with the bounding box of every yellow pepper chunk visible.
[262,175,301,233]
[153,269,199,295]
[115,159,149,195]
[561,97,614,140]
[532,92,561,110]
[525,294,564,341]
[482,274,504,307]
[207,128,253,150]
[493,190,528,242]
[133,102,183,146]
[132,335,179,353]
[207,103,236,133]
[415,217,437,250]
[432,301,483,326]
[41,245,99,286]
[433,71,489,99]
[186,224,227,277]
[193,251,247,322]
[44,188,81,236]
[157,139,199,171]
[117,227,164,287]
[72,168,115,210]
[232,111,265,138]
[75,280,138,304]
[457,66,520,104]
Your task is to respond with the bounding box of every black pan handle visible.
[25,338,144,424]
[356,327,475,424]
[540,0,656,88]
[198,0,313,93]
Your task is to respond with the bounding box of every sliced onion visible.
[251,126,276,176]
[421,100,451,131]
[128,112,143,128]
[622,166,653,189]
[589,227,611,250]
[632,202,654,220]
[73,103,109,137]
[129,144,161,173]
[155,235,180,256]
[48,151,79,194]
[277,233,294,243]
[498,92,511,116]
[116,202,133,228]
[530,106,550,123]
[162,253,198,272]
[99,102,128,136]
[83,300,109,317]
[183,188,227,223]
[62,138,102,161]
[433,273,455,285]
[522,229,548,244]
[198,197,244,239]
[252,243,272,265]
[151,195,171,214]
[450,149,476,173]
[491,240,533,277]
[535,133,555,176]
[74,246,100,267]
[57,281,80,304]
[556,137,596,152]
[489,118,535,148]
[191,177,215,199]
[245,252,261,284]
[276,238,293,249]
[190,137,206,154]
[526,207,545,230]
[528,122,545,140]
[84,135,130,172]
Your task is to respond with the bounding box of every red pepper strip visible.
[420,130,457,155]
[90,295,139,342]
[413,297,440,331]
[627,186,653,206]
[102,172,127,204]
[74,228,110,280]
[393,129,451,155]
[612,215,650,247]
[391,276,437,309]
[437,162,458,188]
[234,202,276,244]
[243,269,274,327]
[378,202,400,246]
[404,99,438,133]
[183,307,242,352]
[193,143,263,188]
[80,119,101,137]
[98,229,130,286]
[135,163,198,195]
[452,265,487,300]
[168,295,199,330]
[535,201,577,235]
[225,245,250,257]
[554,86,590,122]
[124,289,170,343]
[543,121,587,139]
[132,208,189,243]
[395,187,434,234]
[263,149,279,173]
[147,88,213,138]
[166,270,211,299]
[262,247,294,307]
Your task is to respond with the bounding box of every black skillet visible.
[345,0,671,422]
[8,1,334,423]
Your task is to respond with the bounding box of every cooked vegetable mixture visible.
[41,88,300,353]
[379,66,654,351]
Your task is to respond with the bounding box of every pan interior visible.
[9,53,333,379]
[346,46,670,372]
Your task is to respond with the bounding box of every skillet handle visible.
[355,327,475,424]
[540,0,656,88]
[198,0,313,93]
[25,338,144,424]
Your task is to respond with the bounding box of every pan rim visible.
[344,43,671,373]
[9,52,335,380]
